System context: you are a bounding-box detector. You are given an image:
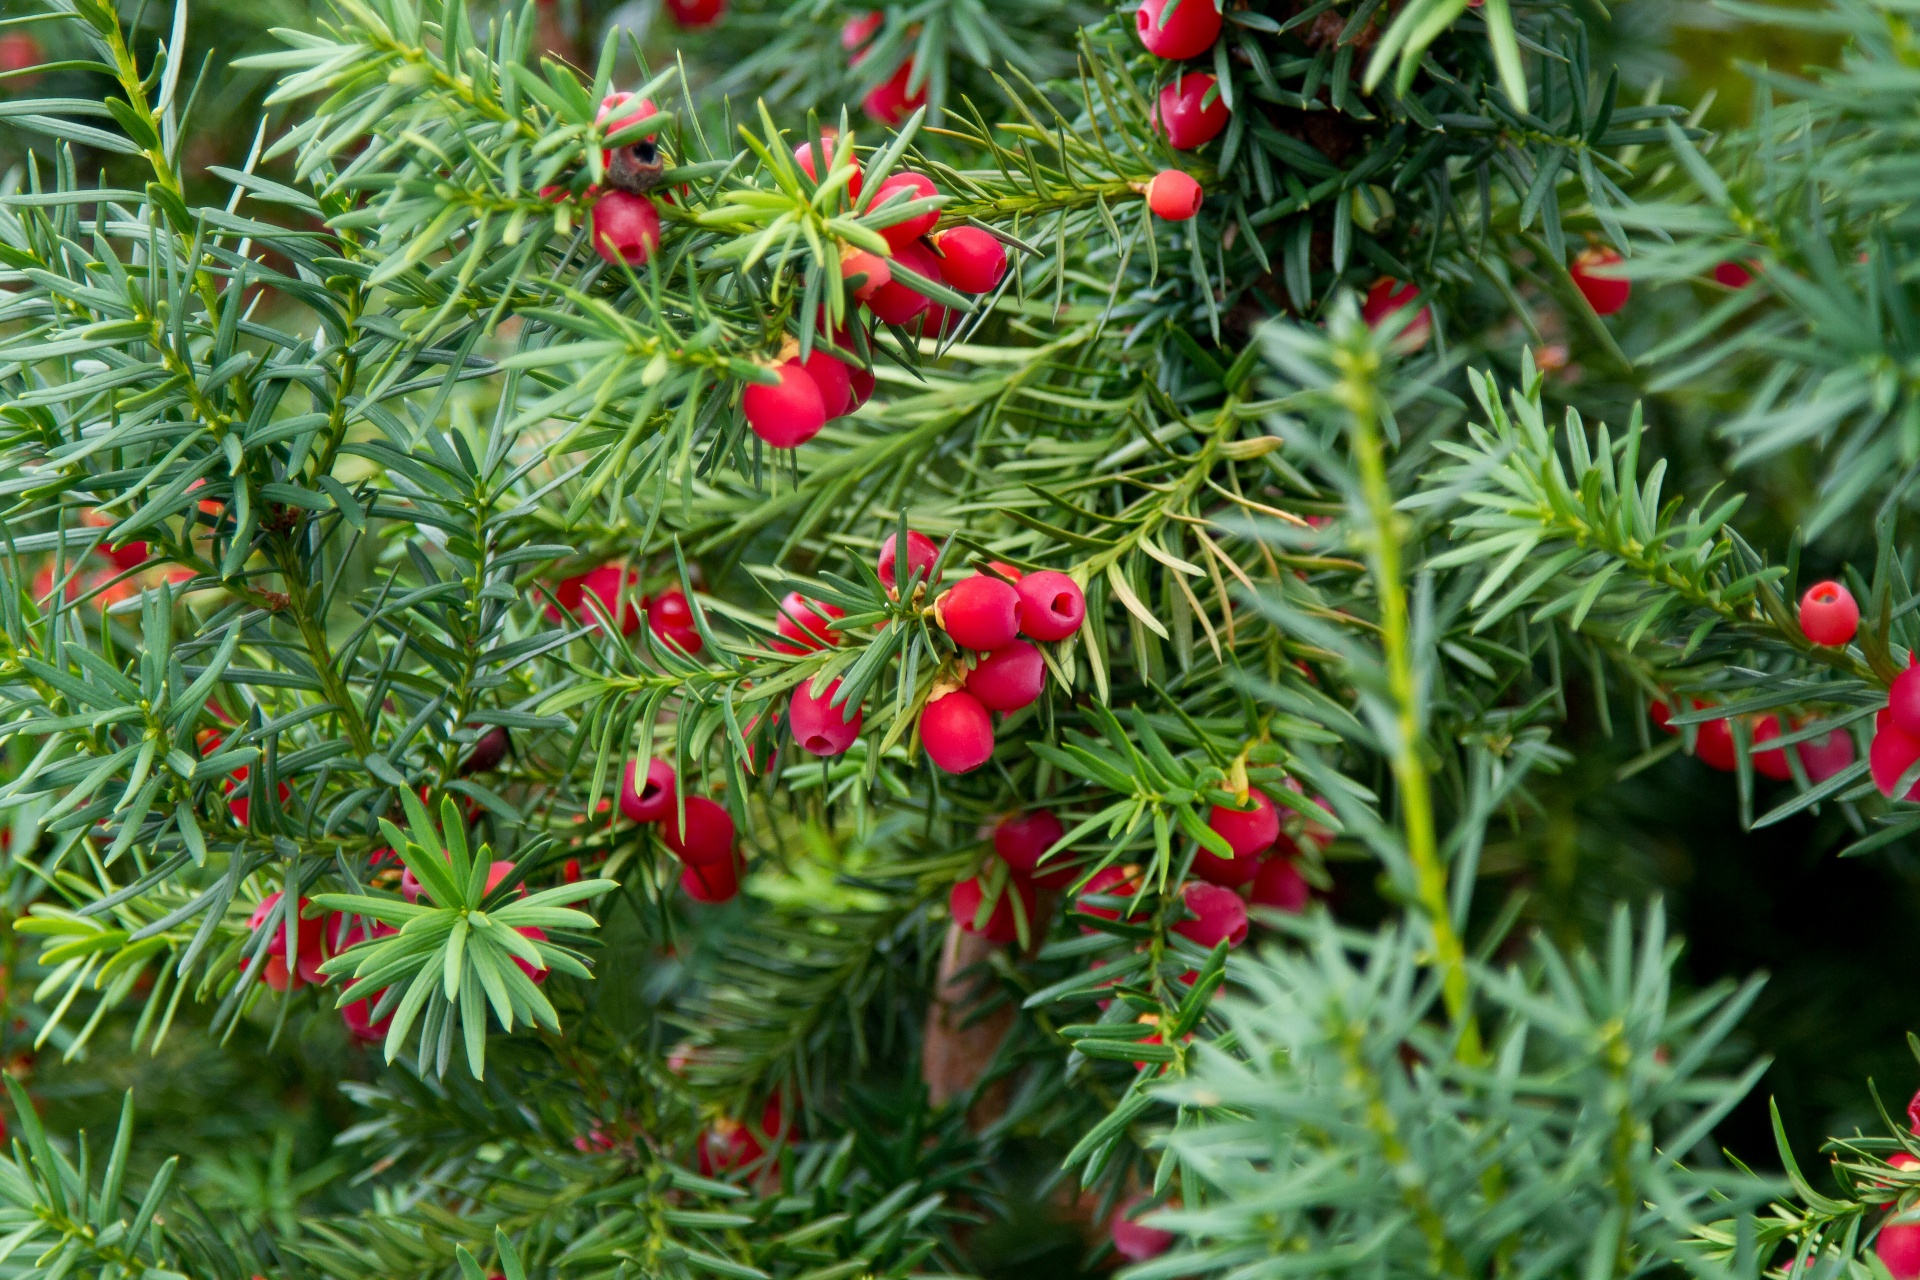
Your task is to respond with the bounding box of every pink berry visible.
[647,589,704,655]
[1135,0,1221,58]
[620,757,676,823]
[802,348,854,419]
[864,172,940,249]
[1111,1197,1175,1262]
[1798,727,1857,782]
[994,810,1071,887]
[949,875,1036,943]
[1881,1222,1920,1280]
[682,852,743,903]
[772,592,845,653]
[1907,1087,1920,1135]
[664,0,725,25]
[744,359,828,449]
[1872,710,1920,800]
[789,677,863,756]
[967,641,1045,711]
[1571,247,1630,316]
[866,238,939,326]
[1249,857,1309,913]
[920,690,994,773]
[795,132,862,200]
[660,795,737,866]
[1155,72,1229,150]
[588,192,661,268]
[1207,790,1279,859]
[1145,169,1202,221]
[1361,277,1433,351]
[942,574,1022,651]
[932,227,1006,294]
[1798,580,1859,647]
[1174,881,1247,949]
[1016,570,1086,641]
[1750,715,1793,781]
[877,530,940,592]
[862,57,925,125]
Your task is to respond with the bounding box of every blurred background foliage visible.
[0,0,1911,1274]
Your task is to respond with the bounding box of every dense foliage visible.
[6,0,1920,1275]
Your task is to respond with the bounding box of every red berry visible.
[1191,838,1262,887]
[682,851,743,903]
[1174,881,1248,949]
[1207,790,1279,859]
[795,132,862,200]
[1881,1223,1920,1280]
[790,677,863,756]
[664,0,725,25]
[866,238,939,326]
[564,858,582,883]
[647,589,704,655]
[744,358,828,449]
[589,192,661,268]
[967,641,1045,711]
[661,795,737,865]
[596,91,658,166]
[877,530,939,592]
[1016,570,1085,641]
[1798,727,1857,782]
[0,33,42,79]
[841,9,882,48]
[1249,857,1309,913]
[1112,1197,1175,1262]
[862,57,925,125]
[1714,260,1755,289]
[802,348,854,418]
[931,227,1006,295]
[920,689,994,773]
[1145,169,1202,221]
[1075,865,1139,926]
[849,363,876,408]
[340,997,392,1042]
[1750,715,1794,781]
[942,573,1022,651]
[1136,0,1221,58]
[621,757,676,823]
[841,248,891,301]
[1907,1087,1920,1135]
[1693,715,1737,772]
[250,893,326,986]
[1650,699,1676,733]
[696,1117,762,1176]
[1571,247,1630,316]
[987,561,1023,582]
[461,726,510,774]
[949,874,1037,943]
[772,592,845,653]
[1893,663,1920,738]
[1798,580,1859,647]
[1155,73,1229,150]
[1872,711,1920,800]
[551,564,641,634]
[994,810,1071,887]
[1361,277,1433,351]
[864,172,940,249]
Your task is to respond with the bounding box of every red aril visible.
[1136,0,1221,58]
[862,57,925,125]
[841,10,882,48]
[1750,715,1793,781]
[1207,790,1279,858]
[877,530,939,592]
[795,131,862,200]
[1075,865,1139,926]
[789,677,863,756]
[661,795,737,865]
[1250,857,1309,913]
[1174,881,1248,949]
[647,588,704,655]
[588,192,661,268]
[941,573,1021,650]
[665,0,725,25]
[1571,246,1630,316]
[994,809,1071,887]
[1111,1196,1175,1262]
[932,227,1006,294]
[967,641,1045,711]
[1714,260,1755,289]
[1872,710,1920,800]
[920,690,994,773]
[1145,169,1202,220]
[1155,73,1229,150]
[1798,580,1859,647]
[864,172,940,249]
[772,592,845,653]
[802,348,854,418]
[1798,726,1857,782]
[1693,714,1737,772]
[1016,570,1085,641]
[1893,663,1920,737]
[949,874,1037,943]
[841,248,891,301]
[682,852,743,903]
[744,359,828,448]
[621,757,676,823]
[1361,277,1432,351]
[866,238,939,326]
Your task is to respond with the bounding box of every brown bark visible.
[921,922,1015,1127]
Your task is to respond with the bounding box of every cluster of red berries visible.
[547,564,704,654]
[620,757,744,901]
[584,94,666,269]
[949,810,1072,941]
[1130,0,1219,222]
